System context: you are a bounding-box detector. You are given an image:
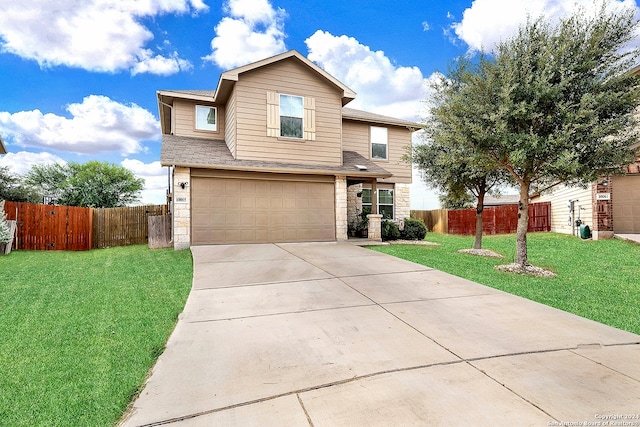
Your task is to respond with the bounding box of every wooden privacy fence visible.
[411,209,448,233]
[148,214,173,249]
[411,202,551,236]
[93,205,167,248]
[2,202,168,251]
[3,201,93,250]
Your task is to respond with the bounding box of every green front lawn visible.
[370,233,640,335]
[0,245,193,427]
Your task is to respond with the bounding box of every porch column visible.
[367,214,382,242]
[335,175,348,241]
[172,167,191,250]
[371,179,378,216]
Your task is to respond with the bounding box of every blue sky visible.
[0,0,638,207]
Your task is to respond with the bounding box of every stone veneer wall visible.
[173,167,191,250]
[335,176,348,240]
[347,183,363,227]
[394,183,411,229]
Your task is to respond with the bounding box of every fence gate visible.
[3,202,92,251]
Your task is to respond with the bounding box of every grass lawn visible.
[369,232,640,335]
[0,245,193,427]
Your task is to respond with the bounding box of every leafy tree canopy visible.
[425,2,640,265]
[414,55,512,248]
[0,166,40,203]
[25,161,144,208]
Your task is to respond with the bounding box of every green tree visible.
[438,4,640,266]
[0,166,40,203]
[25,161,144,208]
[414,57,511,249]
[24,163,70,201]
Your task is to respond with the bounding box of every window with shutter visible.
[266,92,315,140]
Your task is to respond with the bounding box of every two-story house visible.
[158,50,419,249]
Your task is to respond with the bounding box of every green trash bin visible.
[579,224,591,239]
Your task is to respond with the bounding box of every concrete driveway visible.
[121,242,640,426]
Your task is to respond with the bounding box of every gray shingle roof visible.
[342,107,422,128]
[160,135,391,178]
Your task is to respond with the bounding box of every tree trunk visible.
[516,182,530,266]
[474,190,485,250]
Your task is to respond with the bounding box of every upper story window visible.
[266,92,315,140]
[371,126,388,160]
[279,94,303,138]
[195,105,217,131]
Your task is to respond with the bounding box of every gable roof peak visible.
[214,50,356,106]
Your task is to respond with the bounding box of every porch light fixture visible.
[599,179,608,187]
[178,182,189,189]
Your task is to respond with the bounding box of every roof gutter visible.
[160,161,392,179]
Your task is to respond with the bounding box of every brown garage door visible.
[613,175,640,233]
[191,173,335,244]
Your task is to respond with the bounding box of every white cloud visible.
[0,95,160,155]
[203,0,287,69]
[131,49,194,76]
[121,159,169,205]
[305,30,434,122]
[453,0,639,52]
[0,0,207,74]
[0,151,66,176]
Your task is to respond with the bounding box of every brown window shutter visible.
[303,96,316,141]
[266,91,280,137]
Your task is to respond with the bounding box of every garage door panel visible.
[270,214,285,227]
[270,198,283,209]
[192,176,335,244]
[613,175,640,233]
[296,199,309,209]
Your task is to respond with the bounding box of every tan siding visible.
[225,89,237,157]
[173,99,226,140]
[532,184,592,234]
[342,120,412,183]
[234,58,343,166]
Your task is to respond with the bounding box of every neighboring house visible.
[0,136,6,154]
[530,66,640,239]
[483,194,519,207]
[158,50,420,249]
[531,149,640,239]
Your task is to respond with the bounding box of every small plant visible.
[347,216,359,237]
[402,217,427,240]
[359,210,369,237]
[381,220,401,241]
[0,201,12,245]
[348,210,370,237]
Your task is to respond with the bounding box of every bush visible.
[402,217,427,240]
[0,203,11,244]
[381,220,401,241]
